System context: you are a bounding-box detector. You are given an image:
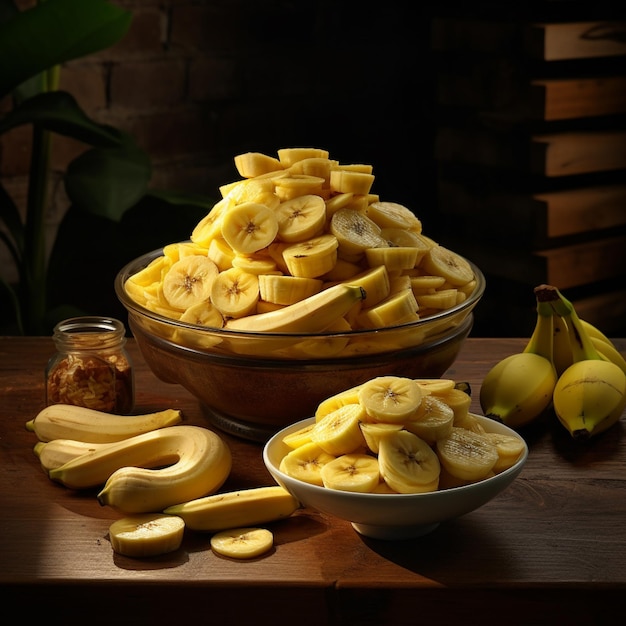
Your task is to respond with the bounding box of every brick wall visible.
[0,0,432,287]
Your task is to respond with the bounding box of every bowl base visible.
[351,521,440,540]
[201,404,279,442]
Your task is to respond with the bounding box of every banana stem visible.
[534,284,602,363]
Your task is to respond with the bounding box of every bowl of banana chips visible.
[116,147,485,441]
[263,376,528,540]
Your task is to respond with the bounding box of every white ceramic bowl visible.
[263,414,528,540]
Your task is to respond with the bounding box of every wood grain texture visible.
[1,336,625,625]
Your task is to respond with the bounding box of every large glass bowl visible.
[115,248,485,441]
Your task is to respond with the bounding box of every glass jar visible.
[46,316,134,414]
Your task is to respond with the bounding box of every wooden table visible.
[1,336,625,625]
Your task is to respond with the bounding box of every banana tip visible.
[25,419,35,431]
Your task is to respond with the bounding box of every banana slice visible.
[381,227,428,249]
[258,274,323,306]
[359,422,403,454]
[234,151,284,178]
[320,453,380,493]
[282,422,316,449]
[356,289,420,329]
[210,267,259,318]
[274,174,325,201]
[279,442,336,486]
[414,378,457,396]
[109,513,185,558]
[329,169,375,195]
[330,208,388,260]
[277,147,330,167]
[274,194,327,243]
[180,299,224,328]
[310,403,367,456]
[207,237,236,271]
[378,430,440,494]
[162,255,220,310]
[439,387,472,422]
[315,384,363,421]
[409,275,447,295]
[358,376,423,423]
[365,246,420,273]
[485,432,526,473]
[287,316,352,358]
[436,427,498,481]
[342,264,390,307]
[365,201,422,232]
[210,527,274,559]
[420,245,474,287]
[282,234,338,278]
[220,202,279,254]
[191,197,232,247]
[403,395,455,444]
[231,253,278,276]
[415,288,459,311]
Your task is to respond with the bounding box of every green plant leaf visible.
[0,0,132,98]
[0,91,123,146]
[65,146,152,221]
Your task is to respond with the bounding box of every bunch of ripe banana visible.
[479,285,626,440]
[27,404,299,558]
[278,375,526,493]
[125,147,478,358]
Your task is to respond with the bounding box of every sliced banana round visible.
[234,151,284,178]
[403,395,455,444]
[315,384,363,421]
[282,234,338,278]
[220,202,279,254]
[109,513,185,558]
[359,421,403,454]
[258,274,323,306]
[365,201,422,232]
[436,427,498,482]
[485,431,526,473]
[162,255,220,310]
[275,194,327,243]
[358,376,423,423]
[378,430,440,494]
[210,267,259,318]
[330,208,388,260]
[320,453,380,493]
[310,403,367,456]
[356,289,420,329]
[210,527,274,559]
[180,299,224,328]
[279,441,336,486]
[365,246,420,273]
[420,245,474,287]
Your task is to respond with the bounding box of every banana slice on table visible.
[420,245,474,286]
[358,376,424,423]
[279,442,336,486]
[162,255,220,310]
[108,513,185,558]
[282,234,339,278]
[436,427,499,482]
[210,527,274,559]
[210,267,259,318]
[378,430,441,494]
[275,194,327,242]
[320,453,380,493]
[220,202,279,254]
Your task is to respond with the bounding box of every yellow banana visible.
[25,404,183,443]
[356,288,420,329]
[541,285,626,439]
[47,425,230,514]
[591,336,626,375]
[109,513,186,558]
[224,282,365,333]
[163,485,300,532]
[34,439,111,472]
[479,294,557,428]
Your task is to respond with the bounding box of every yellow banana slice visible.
[191,197,232,247]
[220,202,279,254]
[403,395,455,444]
[378,430,440,494]
[279,441,336,486]
[282,234,338,278]
[436,427,498,481]
[440,387,472,422]
[415,288,459,310]
[277,147,330,167]
[420,245,474,287]
[310,403,367,456]
[231,253,278,276]
[275,194,327,242]
[207,237,236,271]
[258,274,323,306]
[162,255,220,310]
[274,174,325,201]
[320,453,380,493]
[287,315,352,358]
[315,384,363,421]
[108,513,185,558]
[180,299,224,328]
[210,267,259,318]
[329,169,375,195]
[342,264,390,307]
[381,227,428,249]
[330,208,388,260]
[414,378,457,396]
[365,246,420,273]
[485,432,526,473]
[356,289,419,329]
[358,376,423,423]
[365,201,422,232]
[359,422,403,454]
[210,527,274,559]
[288,156,338,184]
[282,422,316,449]
[234,151,284,178]
[409,275,447,295]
